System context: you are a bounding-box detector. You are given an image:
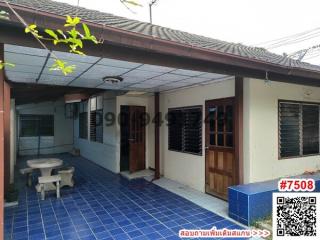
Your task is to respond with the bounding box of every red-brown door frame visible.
[204,97,236,200]
[128,105,146,173]
[204,77,244,199]
[0,42,11,240]
[235,76,244,185]
[0,42,5,240]
[4,77,10,193]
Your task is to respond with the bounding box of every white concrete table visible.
[27,158,63,192]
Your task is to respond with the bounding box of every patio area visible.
[5,153,246,240]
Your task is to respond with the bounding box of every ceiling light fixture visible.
[102,76,123,84]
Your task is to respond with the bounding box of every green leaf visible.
[75,39,83,48]
[64,15,81,27]
[5,62,15,67]
[25,24,37,33]
[45,29,58,40]
[23,15,102,76]
[67,28,79,38]
[88,36,99,44]
[0,10,8,14]
[66,15,72,22]
[0,10,9,20]
[123,0,143,7]
[65,15,72,26]
[49,59,76,76]
[0,60,15,69]
[25,24,43,38]
[72,17,81,25]
[82,23,91,37]
[57,29,67,39]
[70,49,85,55]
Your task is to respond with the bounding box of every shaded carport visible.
[2,0,320,238]
[2,42,234,185]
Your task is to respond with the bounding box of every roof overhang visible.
[4,44,231,92]
[9,81,104,105]
[1,1,320,86]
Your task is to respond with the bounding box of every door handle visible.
[128,138,135,141]
[205,146,209,150]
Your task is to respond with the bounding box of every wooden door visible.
[205,98,237,200]
[128,106,146,173]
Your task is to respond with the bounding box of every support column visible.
[154,92,160,179]
[0,42,5,240]
[4,79,10,190]
[235,76,244,185]
[10,99,16,184]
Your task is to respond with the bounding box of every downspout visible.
[0,42,5,240]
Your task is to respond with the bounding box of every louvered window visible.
[90,96,103,143]
[303,105,319,155]
[79,101,88,139]
[168,106,202,155]
[168,109,183,151]
[279,101,320,158]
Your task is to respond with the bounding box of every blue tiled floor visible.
[5,153,246,240]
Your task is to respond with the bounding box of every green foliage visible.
[50,59,76,76]
[0,9,10,20]
[82,23,99,43]
[25,24,43,38]
[45,29,58,40]
[25,15,101,75]
[0,60,15,70]
[122,0,143,7]
[4,1,142,79]
[65,15,81,27]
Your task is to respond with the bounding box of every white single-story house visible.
[1,0,320,236]
[13,76,320,193]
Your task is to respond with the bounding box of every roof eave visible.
[1,1,320,82]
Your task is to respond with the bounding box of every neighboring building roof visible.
[2,0,320,73]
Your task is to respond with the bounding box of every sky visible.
[55,0,320,65]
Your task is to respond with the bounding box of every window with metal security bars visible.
[20,115,54,137]
[90,96,103,143]
[79,101,88,139]
[279,101,320,158]
[168,106,202,155]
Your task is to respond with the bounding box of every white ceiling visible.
[4,44,231,92]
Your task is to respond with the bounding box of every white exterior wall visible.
[116,94,155,171]
[16,100,73,155]
[160,78,235,192]
[17,77,319,188]
[73,92,155,173]
[74,92,118,172]
[243,78,320,183]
